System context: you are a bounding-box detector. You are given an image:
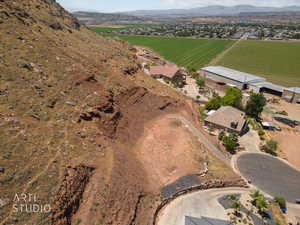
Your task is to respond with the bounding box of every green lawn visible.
[217,40,300,86]
[104,35,234,69]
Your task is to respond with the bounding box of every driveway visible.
[157,188,249,225]
[239,128,261,152]
[236,153,300,203]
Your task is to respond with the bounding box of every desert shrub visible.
[274,196,286,209]
[218,131,225,141]
[261,139,278,156]
[191,72,199,79]
[258,130,265,136]
[196,79,205,88]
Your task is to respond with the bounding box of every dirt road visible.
[168,116,230,166]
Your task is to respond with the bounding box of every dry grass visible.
[206,152,239,180]
[270,203,288,225]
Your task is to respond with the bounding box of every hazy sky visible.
[56,0,300,12]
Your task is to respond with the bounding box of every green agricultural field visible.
[109,35,234,69]
[217,40,300,86]
[89,24,160,34]
[89,26,127,33]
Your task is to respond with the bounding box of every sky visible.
[56,0,300,12]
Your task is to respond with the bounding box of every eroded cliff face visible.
[51,165,94,225]
[0,1,197,225]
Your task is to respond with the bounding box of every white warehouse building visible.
[201,66,266,90]
[201,66,286,96]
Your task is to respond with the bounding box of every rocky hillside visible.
[0,1,197,225]
[0,1,243,225]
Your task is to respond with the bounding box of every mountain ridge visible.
[119,5,300,17]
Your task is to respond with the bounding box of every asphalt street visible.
[237,153,300,203]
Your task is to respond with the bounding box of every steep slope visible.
[0,1,241,225]
[0,1,188,225]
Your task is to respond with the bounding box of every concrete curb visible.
[153,179,248,225]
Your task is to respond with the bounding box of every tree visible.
[205,96,222,110]
[250,190,269,214]
[256,195,269,214]
[196,79,205,89]
[292,33,300,39]
[222,133,239,154]
[250,190,263,201]
[245,93,267,118]
[222,87,243,109]
[232,200,241,216]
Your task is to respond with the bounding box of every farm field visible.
[90,27,234,69]
[216,40,300,86]
[89,24,159,33]
[95,34,234,69]
[89,26,126,33]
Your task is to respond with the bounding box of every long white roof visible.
[202,66,266,84]
[251,81,286,93]
[285,87,300,94]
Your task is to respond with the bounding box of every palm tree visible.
[232,200,241,216]
[250,190,269,214]
[256,196,269,214]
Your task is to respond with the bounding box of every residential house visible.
[204,106,248,135]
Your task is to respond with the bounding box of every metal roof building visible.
[285,87,300,94]
[282,87,300,103]
[201,66,266,84]
[251,81,286,93]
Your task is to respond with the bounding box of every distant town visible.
[116,23,300,40]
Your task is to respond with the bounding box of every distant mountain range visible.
[120,5,300,18]
[73,11,147,24]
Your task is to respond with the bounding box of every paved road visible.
[157,188,248,225]
[169,116,230,166]
[237,153,300,203]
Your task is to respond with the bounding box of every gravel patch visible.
[161,174,201,198]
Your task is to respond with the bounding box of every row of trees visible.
[205,87,243,111]
[205,87,267,119]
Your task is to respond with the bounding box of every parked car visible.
[274,116,297,128]
[296,199,300,204]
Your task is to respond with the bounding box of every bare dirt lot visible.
[262,95,300,170]
[133,116,207,193]
[265,94,300,121]
[271,130,300,170]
